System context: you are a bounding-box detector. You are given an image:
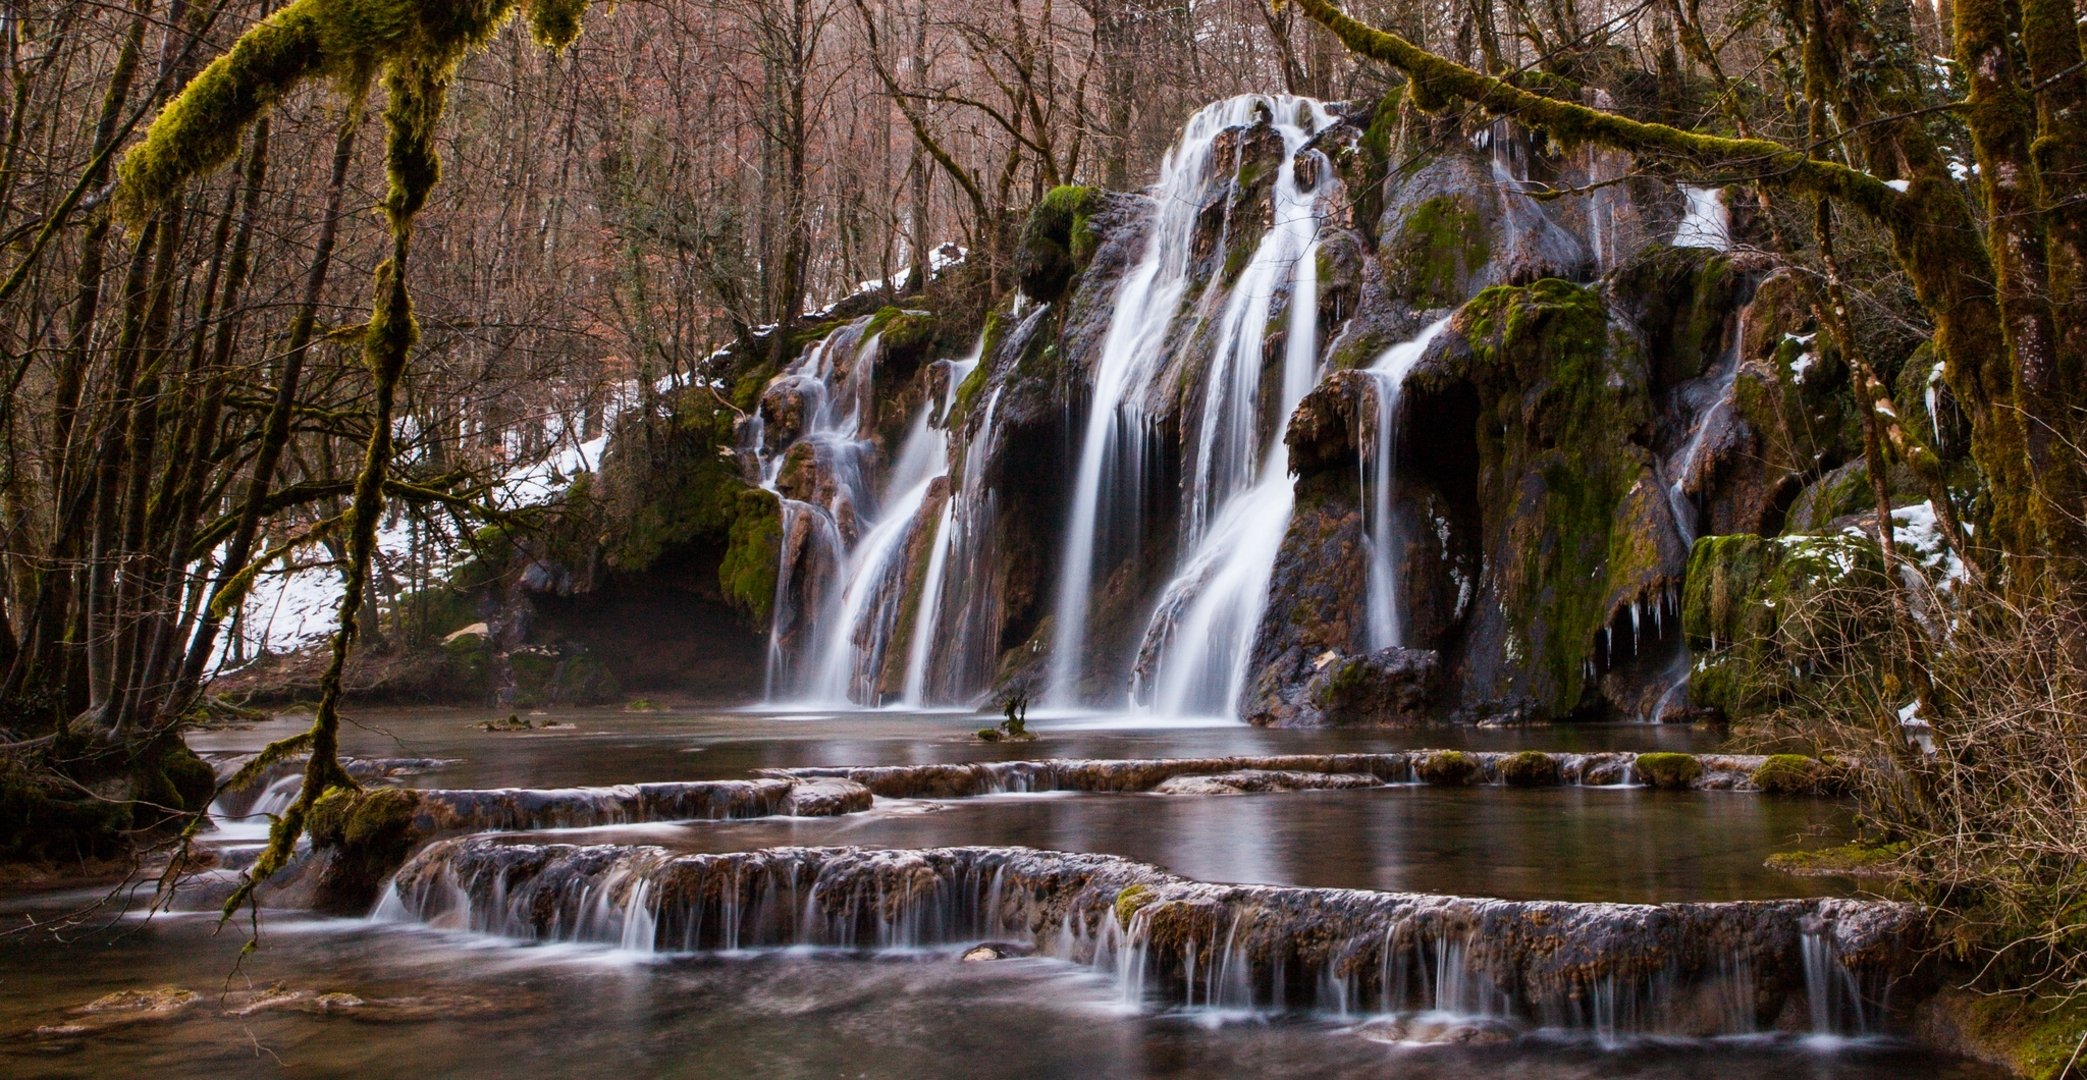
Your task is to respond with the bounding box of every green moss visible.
[1016,185,1102,302]
[1115,883,1156,927]
[306,785,427,912]
[1633,752,1702,788]
[1750,753,1825,794]
[1416,749,1481,785]
[1764,840,1906,876]
[117,0,593,220]
[1386,194,1490,308]
[1458,279,1657,715]
[1682,530,1892,719]
[866,305,936,354]
[1951,993,2087,1079]
[719,487,782,624]
[1498,750,1562,787]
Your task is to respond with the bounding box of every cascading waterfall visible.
[755,321,881,699]
[1047,95,1334,709]
[1358,318,1453,651]
[898,344,982,706]
[755,323,986,707]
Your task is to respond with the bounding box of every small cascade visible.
[921,386,1007,703]
[377,839,1919,1039]
[1801,926,1879,1036]
[765,750,1802,799]
[898,345,984,707]
[797,405,943,704]
[1674,185,1733,250]
[1047,94,1335,709]
[755,321,881,698]
[1358,318,1454,650]
[755,323,988,706]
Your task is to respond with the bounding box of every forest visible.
[1,0,2085,1074]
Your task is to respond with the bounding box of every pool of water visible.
[1,706,1989,1078]
[518,784,1855,903]
[188,705,1733,789]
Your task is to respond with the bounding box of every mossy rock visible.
[1385,194,1491,308]
[1633,752,1702,789]
[1764,840,1905,877]
[1454,279,1668,717]
[1416,749,1481,786]
[1682,531,1892,719]
[1016,185,1102,303]
[1750,753,1825,794]
[1941,992,2087,1080]
[307,786,428,914]
[1115,883,1156,927]
[1497,750,1562,787]
[719,487,782,624]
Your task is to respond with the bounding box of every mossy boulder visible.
[1115,883,1156,927]
[1681,530,1891,720]
[1016,185,1103,303]
[1750,753,1827,794]
[1429,278,1686,721]
[1498,750,1562,787]
[719,487,782,624]
[1384,194,1491,308]
[1633,752,1702,789]
[306,786,428,914]
[1416,749,1481,786]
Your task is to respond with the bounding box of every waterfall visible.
[1109,97,1336,717]
[1047,95,1335,708]
[755,323,987,707]
[755,321,880,699]
[1673,185,1732,250]
[1359,318,1453,651]
[898,346,983,707]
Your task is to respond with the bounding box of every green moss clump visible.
[1633,752,1702,789]
[1682,530,1892,719]
[1115,883,1156,927]
[306,785,427,912]
[1015,185,1102,302]
[1950,993,2087,1079]
[1498,750,1561,787]
[866,305,937,356]
[1386,194,1490,308]
[1416,749,1481,786]
[1750,753,1825,794]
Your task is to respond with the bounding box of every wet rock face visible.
[378,839,1934,1038]
[1242,470,1371,726]
[1406,280,1689,722]
[1377,148,1588,311]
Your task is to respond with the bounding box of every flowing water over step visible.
[371,839,1906,1039]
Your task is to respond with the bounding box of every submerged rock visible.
[32,987,201,1038]
[1151,770,1383,795]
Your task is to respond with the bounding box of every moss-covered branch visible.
[1280,0,1904,219]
